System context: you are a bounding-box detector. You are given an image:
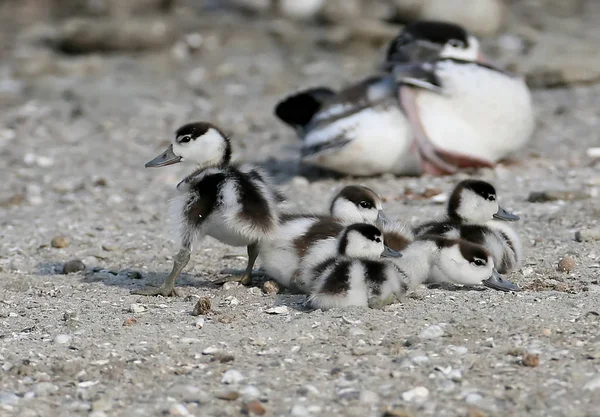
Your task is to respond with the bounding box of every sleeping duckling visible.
[413,179,523,274]
[258,185,386,290]
[131,122,283,296]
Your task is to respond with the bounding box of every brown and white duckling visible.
[394,234,519,292]
[305,223,405,310]
[385,20,535,175]
[306,225,516,310]
[257,185,386,290]
[131,122,283,296]
[414,179,523,275]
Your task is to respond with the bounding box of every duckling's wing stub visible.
[274,87,336,132]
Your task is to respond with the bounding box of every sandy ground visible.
[1,6,600,417]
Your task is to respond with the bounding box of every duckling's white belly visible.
[302,102,417,176]
[257,218,316,288]
[415,61,534,162]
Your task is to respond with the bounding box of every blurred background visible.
[0,0,598,193]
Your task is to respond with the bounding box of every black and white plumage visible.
[385,21,534,175]
[394,234,519,292]
[414,179,523,275]
[131,122,284,296]
[274,75,418,176]
[305,223,406,310]
[258,185,387,290]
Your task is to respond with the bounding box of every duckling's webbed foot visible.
[368,294,397,309]
[131,247,191,297]
[213,243,259,286]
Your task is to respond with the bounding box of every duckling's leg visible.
[131,248,191,297]
[213,243,259,286]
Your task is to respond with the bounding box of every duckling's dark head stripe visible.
[385,20,469,65]
[448,179,497,218]
[403,20,469,46]
[457,240,490,264]
[332,185,379,211]
[338,223,382,255]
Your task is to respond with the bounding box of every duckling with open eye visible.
[307,228,518,311]
[414,179,523,275]
[257,185,388,291]
[131,122,284,296]
[305,223,406,310]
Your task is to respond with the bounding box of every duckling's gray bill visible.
[382,246,402,258]
[145,144,182,168]
[483,269,520,292]
[493,206,519,221]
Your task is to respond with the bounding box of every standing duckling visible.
[414,179,522,274]
[258,185,387,290]
[386,20,535,175]
[132,122,283,296]
[306,223,405,310]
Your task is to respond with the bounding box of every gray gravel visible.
[1,3,600,417]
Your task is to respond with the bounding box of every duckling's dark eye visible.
[178,135,191,144]
[488,195,496,201]
[472,259,486,266]
[375,237,381,243]
[448,39,465,48]
[359,201,372,209]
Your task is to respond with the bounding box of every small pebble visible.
[221,369,244,385]
[290,404,311,417]
[542,328,552,336]
[262,280,280,295]
[167,384,210,403]
[382,408,416,417]
[359,390,379,404]
[89,412,108,417]
[265,306,289,315]
[522,352,540,367]
[192,297,211,316]
[527,190,589,202]
[466,408,487,417]
[122,317,137,327]
[465,392,483,404]
[575,228,600,242]
[101,244,117,251]
[215,390,240,401]
[63,259,85,274]
[0,391,19,406]
[168,403,191,416]
[419,324,444,339]
[202,346,221,355]
[33,382,59,396]
[240,385,260,401]
[557,256,575,272]
[54,334,72,344]
[243,401,266,415]
[194,318,205,329]
[401,386,429,403]
[583,375,600,391]
[51,236,70,248]
[129,303,146,313]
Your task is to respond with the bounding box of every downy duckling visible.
[385,20,535,175]
[306,223,405,310]
[395,234,520,292]
[131,122,283,296]
[414,179,523,274]
[274,75,418,176]
[258,185,386,290]
[306,225,518,311]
